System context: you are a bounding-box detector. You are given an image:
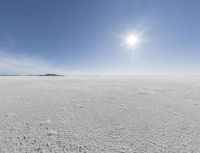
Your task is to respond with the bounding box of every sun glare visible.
[123,33,141,49]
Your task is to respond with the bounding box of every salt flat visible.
[0,76,200,153]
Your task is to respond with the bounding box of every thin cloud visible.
[0,51,67,75]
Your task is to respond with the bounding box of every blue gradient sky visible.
[0,0,199,75]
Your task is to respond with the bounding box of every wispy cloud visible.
[0,51,68,75]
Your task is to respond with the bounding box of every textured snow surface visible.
[0,76,200,153]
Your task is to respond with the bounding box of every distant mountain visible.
[0,73,64,76]
[38,73,64,76]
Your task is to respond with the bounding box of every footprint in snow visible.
[74,105,85,108]
[46,130,58,136]
[137,92,148,95]
[40,119,52,126]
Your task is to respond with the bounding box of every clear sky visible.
[0,0,199,75]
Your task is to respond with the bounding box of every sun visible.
[123,33,141,49]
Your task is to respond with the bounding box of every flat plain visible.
[0,76,200,153]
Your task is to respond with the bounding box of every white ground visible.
[0,76,200,153]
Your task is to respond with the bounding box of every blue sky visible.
[0,0,199,75]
